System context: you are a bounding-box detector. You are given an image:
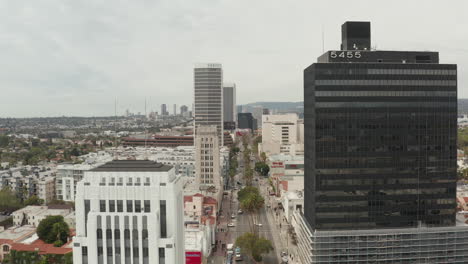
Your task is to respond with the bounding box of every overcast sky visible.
[1,0,467,117]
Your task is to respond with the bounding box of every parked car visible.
[228,222,235,227]
[231,213,236,219]
[238,209,243,214]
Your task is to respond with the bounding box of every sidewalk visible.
[262,180,300,264]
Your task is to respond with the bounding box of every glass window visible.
[160,200,167,238]
[159,248,165,264]
[109,200,115,212]
[100,200,106,212]
[127,200,133,213]
[135,200,141,213]
[117,200,123,212]
[144,200,150,213]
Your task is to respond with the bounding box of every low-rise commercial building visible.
[12,205,73,227]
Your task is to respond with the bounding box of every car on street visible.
[235,247,242,261]
[228,222,235,227]
[255,223,263,227]
[281,251,288,263]
[231,213,236,219]
[238,209,243,214]
[226,252,233,264]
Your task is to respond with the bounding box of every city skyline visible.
[1,0,468,117]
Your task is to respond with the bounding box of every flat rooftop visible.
[90,160,172,172]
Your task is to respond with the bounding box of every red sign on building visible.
[186,251,202,264]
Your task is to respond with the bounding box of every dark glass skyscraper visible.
[304,22,457,231]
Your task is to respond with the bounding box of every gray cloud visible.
[0,0,467,117]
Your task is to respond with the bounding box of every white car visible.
[255,223,263,227]
[228,223,235,227]
[231,213,236,219]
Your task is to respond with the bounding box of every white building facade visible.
[195,126,221,190]
[73,160,185,264]
[259,114,304,156]
[56,164,96,202]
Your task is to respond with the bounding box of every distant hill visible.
[241,102,303,116]
[242,99,468,115]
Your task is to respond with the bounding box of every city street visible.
[207,142,282,264]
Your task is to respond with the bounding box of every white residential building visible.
[12,205,72,227]
[37,176,55,204]
[73,160,184,264]
[259,114,304,156]
[56,163,96,202]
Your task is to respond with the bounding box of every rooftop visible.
[90,160,172,172]
[0,225,36,241]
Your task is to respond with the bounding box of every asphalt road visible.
[208,140,280,264]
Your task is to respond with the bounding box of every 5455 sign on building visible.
[330,51,362,59]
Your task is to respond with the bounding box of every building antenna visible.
[114,98,118,160]
[321,25,325,53]
[144,97,149,160]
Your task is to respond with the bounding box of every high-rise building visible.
[237,113,256,130]
[161,104,168,116]
[73,160,185,264]
[223,83,236,124]
[194,63,223,145]
[251,106,264,128]
[195,126,221,190]
[180,105,189,116]
[299,21,466,263]
[173,104,177,116]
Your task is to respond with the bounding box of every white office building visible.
[259,114,304,156]
[194,126,221,190]
[73,160,185,264]
[194,63,223,145]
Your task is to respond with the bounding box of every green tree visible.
[0,135,9,148]
[0,187,22,212]
[37,215,70,245]
[238,186,264,232]
[70,147,81,157]
[24,195,44,206]
[235,232,273,263]
[255,162,270,176]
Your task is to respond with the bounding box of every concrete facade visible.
[73,160,185,264]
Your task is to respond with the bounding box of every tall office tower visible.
[180,105,188,116]
[173,104,177,116]
[237,113,255,130]
[73,160,185,264]
[299,21,467,263]
[161,104,168,116]
[194,126,221,190]
[223,83,237,129]
[194,63,223,145]
[251,106,264,128]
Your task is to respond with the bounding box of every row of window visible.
[99,200,151,213]
[315,79,456,86]
[316,91,456,97]
[315,102,456,108]
[316,68,456,76]
[99,177,151,186]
